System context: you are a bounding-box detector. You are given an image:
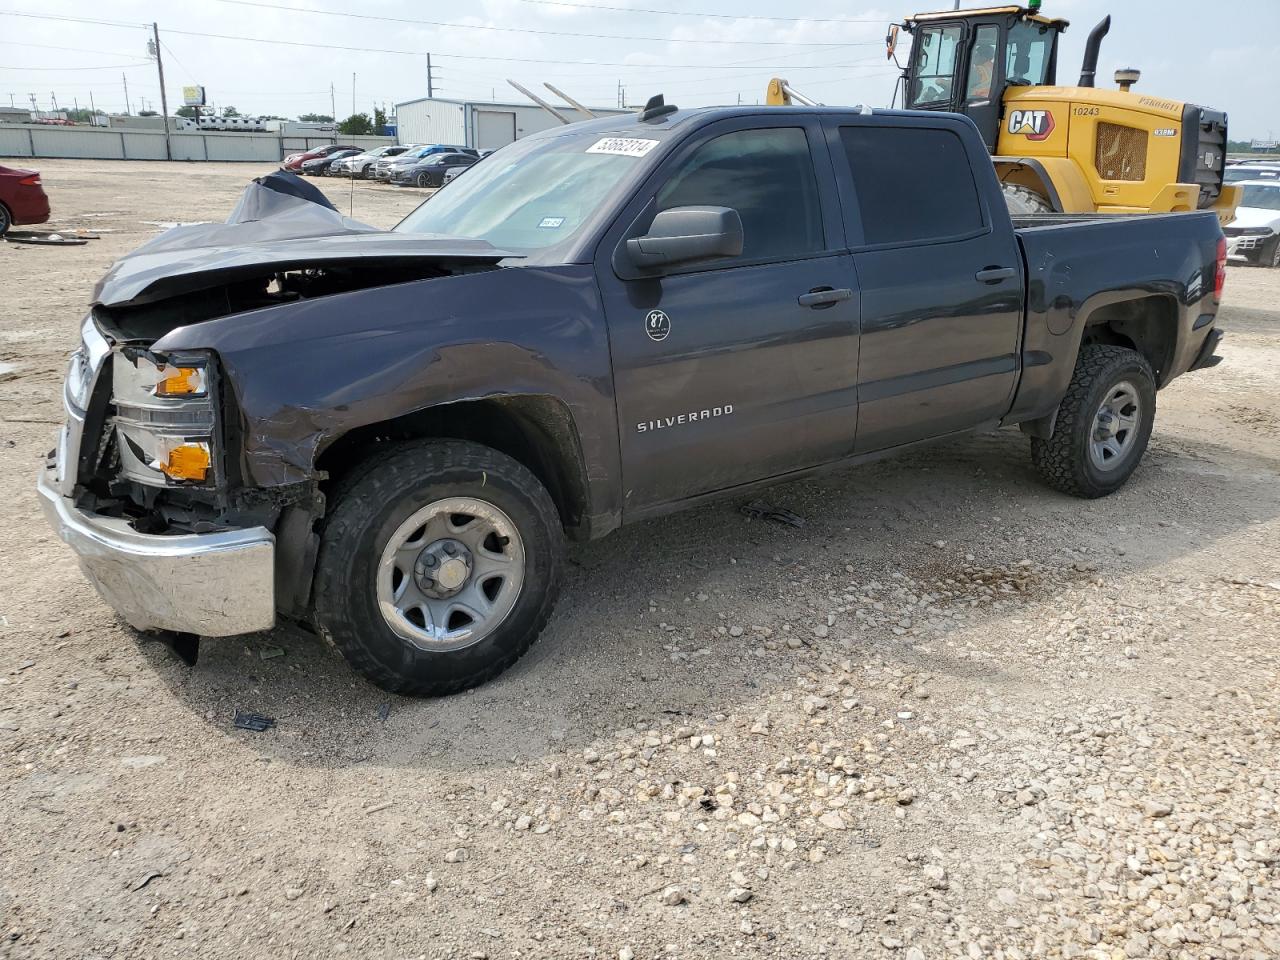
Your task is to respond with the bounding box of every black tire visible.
[416,172,430,188]
[1263,237,1280,269]
[313,439,564,696]
[0,202,11,236]
[1030,344,1156,498]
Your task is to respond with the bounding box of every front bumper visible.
[37,468,276,637]
[1225,233,1274,258]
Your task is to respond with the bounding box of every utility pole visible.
[351,72,356,119]
[123,73,131,114]
[151,23,173,159]
[427,53,435,98]
[89,90,96,118]
[329,82,336,124]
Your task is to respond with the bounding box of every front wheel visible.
[1030,345,1156,498]
[313,440,564,696]
[0,202,11,236]
[1261,237,1280,269]
[1003,183,1054,216]
[416,172,431,188]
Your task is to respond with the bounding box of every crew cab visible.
[39,103,1227,696]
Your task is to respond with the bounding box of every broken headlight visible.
[112,350,217,485]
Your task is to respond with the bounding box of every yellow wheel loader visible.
[769,3,1239,222]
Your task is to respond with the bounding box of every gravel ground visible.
[1,160,1278,960]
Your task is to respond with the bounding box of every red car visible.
[0,165,50,235]
[281,144,358,172]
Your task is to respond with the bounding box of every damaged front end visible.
[39,171,515,638]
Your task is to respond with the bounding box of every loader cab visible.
[899,5,1066,151]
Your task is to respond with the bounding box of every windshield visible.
[1006,21,1054,85]
[396,130,660,252]
[1241,184,1280,210]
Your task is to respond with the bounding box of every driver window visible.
[909,25,962,107]
[965,25,999,100]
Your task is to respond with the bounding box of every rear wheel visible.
[313,439,564,696]
[1003,184,1054,216]
[1030,345,1156,498]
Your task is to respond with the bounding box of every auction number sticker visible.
[586,137,660,157]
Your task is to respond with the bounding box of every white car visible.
[1224,161,1280,184]
[1224,180,1280,267]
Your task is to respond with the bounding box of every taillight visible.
[18,174,40,186]
[1214,236,1227,302]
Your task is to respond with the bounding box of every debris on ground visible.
[232,710,276,732]
[738,499,806,527]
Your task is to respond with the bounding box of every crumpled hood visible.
[93,170,516,307]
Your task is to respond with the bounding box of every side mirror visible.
[625,206,744,270]
[886,24,900,61]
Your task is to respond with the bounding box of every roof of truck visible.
[908,5,1067,28]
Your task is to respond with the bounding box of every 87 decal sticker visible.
[1007,109,1055,141]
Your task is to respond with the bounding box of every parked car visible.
[281,144,358,172]
[1222,180,1280,266]
[1224,162,1280,184]
[339,145,411,179]
[376,144,478,181]
[0,164,50,235]
[440,164,472,187]
[392,152,478,188]
[301,148,360,176]
[40,105,1227,697]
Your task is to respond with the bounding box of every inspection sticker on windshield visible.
[538,216,566,229]
[586,137,659,158]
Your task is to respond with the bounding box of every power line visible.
[158,27,879,68]
[212,0,867,47]
[513,0,888,24]
[0,9,880,69]
[0,62,154,71]
[0,39,152,60]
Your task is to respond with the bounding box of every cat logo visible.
[1007,109,1055,141]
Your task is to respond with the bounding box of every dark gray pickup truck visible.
[39,102,1227,695]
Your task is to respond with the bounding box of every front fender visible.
[155,264,622,527]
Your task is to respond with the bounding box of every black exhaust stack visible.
[1078,15,1111,87]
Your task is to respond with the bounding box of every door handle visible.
[797,287,853,308]
[975,266,1016,283]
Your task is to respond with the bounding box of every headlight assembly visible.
[112,350,218,487]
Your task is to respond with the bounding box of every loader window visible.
[965,26,999,99]
[909,24,962,107]
[1005,21,1052,86]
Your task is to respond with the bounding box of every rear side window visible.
[657,127,824,264]
[839,125,985,245]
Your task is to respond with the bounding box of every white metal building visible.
[394,97,632,151]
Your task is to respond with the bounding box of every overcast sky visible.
[2,0,1275,139]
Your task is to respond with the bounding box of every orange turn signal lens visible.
[160,443,211,482]
[154,366,206,397]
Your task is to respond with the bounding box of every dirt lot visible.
[1,159,1278,960]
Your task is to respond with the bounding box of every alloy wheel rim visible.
[1088,380,1141,472]
[376,497,525,652]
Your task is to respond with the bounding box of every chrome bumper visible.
[37,468,276,636]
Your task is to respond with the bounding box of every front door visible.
[596,119,861,516]
[962,22,1004,151]
[826,117,1025,453]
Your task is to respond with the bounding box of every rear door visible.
[595,115,861,516]
[824,116,1025,453]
